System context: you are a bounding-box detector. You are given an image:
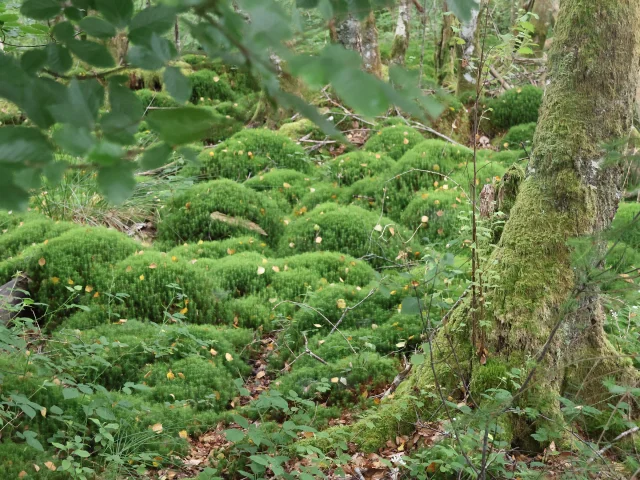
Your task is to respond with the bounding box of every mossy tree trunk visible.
[391,0,411,66]
[335,12,383,78]
[435,1,458,89]
[316,0,640,453]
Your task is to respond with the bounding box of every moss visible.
[135,88,181,109]
[487,86,543,131]
[325,151,394,186]
[166,236,272,261]
[298,182,343,211]
[283,252,376,286]
[99,251,224,324]
[156,179,285,247]
[244,169,312,207]
[0,217,75,259]
[0,441,66,479]
[496,163,526,215]
[199,106,243,143]
[501,122,536,151]
[363,125,425,160]
[476,149,528,167]
[610,202,640,249]
[450,159,507,192]
[186,129,311,181]
[279,202,405,262]
[0,100,25,126]
[391,139,472,198]
[127,68,163,91]
[188,69,236,104]
[400,188,471,243]
[278,118,324,142]
[345,176,409,220]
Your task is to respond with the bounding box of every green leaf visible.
[410,353,425,366]
[127,34,175,70]
[20,49,47,75]
[49,79,104,128]
[80,16,117,39]
[25,434,44,452]
[95,0,133,29]
[140,142,172,170]
[146,106,215,145]
[21,0,61,20]
[447,0,479,23]
[97,162,135,204]
[0,127,53,165]
[332,69,388,117]
[400,296,422,315]
[73,450,91,458]
[52,21,75,42]
[224,429,245,443]
[232,414,250,430]
[128,5,176,46]
[53,125,95,156]
[67,39,115,68]
[46,44,72,74]
[163,66,191,103]
[63,387,80,399]
[63,6,83,21]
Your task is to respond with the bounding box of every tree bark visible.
[391,0,411,66]
[435,1,457,89]
[455,3,482,94]
[335,13,383,78]
[174,19,180,53]
[312,0,640,453]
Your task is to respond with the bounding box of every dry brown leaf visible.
[151,423,163,433]
[44,462,56,471]
[38,257,46,266]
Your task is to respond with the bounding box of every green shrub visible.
[501,122,536,150]
[135,88,180,109]
[101,251,224,324]
[283,252,376,286]
[0,227,139,314]
[325,151,394,186]
[187,129,311,181]
[156,180,285,247]
[142,357,236,411]
[188,70,236,104]
[610,202,640,248]
[244,169,312,206]
[363,125,424,160]
[391,139,472,195]
[280,203,405,261]
[488,86,543,131]
[275,353,398,403]
[400,189,471,242]
[0,217,75,259]
[605,242,640,274]
[167,236,272,260]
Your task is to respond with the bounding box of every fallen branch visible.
[381,359,412,398]
[489,66,512,91]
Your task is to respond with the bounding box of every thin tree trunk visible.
[335,13,383,78]
[455,3,481,94]
[174,19,180,53]
[391,0,411,66]
[313,0,640,453]
[435,1,457,89]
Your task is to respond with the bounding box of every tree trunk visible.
[455,3,482,95]
[335,13,383,77]
[435,1,457,89]
[174,19,180,53]
[391,0,411,66]
[314,0,640,453]
[530,0,560,52]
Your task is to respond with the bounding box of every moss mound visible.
[0,227,139,314]
[244,169,312,207]
[188,129,311,181]
[501,122,536,150]
[0,217,74,259]
[156,179,284,247]
[326,151,394,186]
[400,189,471,243]
[450,160,507,192]
[477,149,527,167]
[135,88,180,109]
[488,86,543,131]
[297,182,343,211]
[280,203,404,261]
[283,252,376,286]
[391,140,472,192]
[363,125,424,160]
[188,70,236,104]
[167,236,272,261]
[610,202,640,248]
[101,251,223,325]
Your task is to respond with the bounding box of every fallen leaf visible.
[166,371,175,380]
[331,377,339,383]
[256,371,266,379]
[149,263,157,269]
[272,265,280,272]
[336,299,347,309]
[225,353,233,361]
[210,348,218,356]
[257,266,266,275]
[179,430,188,439]
[44,462,56,471]
[40,407,46,417]
[315,236,322,244]
[38,257,46,266]
[151,423,163,433]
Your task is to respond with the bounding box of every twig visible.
[489,66,512,91]
[330,287,378,334]
[590,426,640,461]
[381,357,412,398]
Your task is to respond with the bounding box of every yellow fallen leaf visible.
[33,465,40,472]
[51,277,59,285]
[227,248,235,255]
[272,265,280,272]
[151,423,163,433]
[180,307,188,315]
[40,407,46,417]
[313,323,322,328]
[19,471,27,478]
[85,285,93,293]
[210,348,218,356]
[126,265,132,272]
[257,266,266,275]
[139,275,145,281]
[315,236,322,244]
[67,279,74,285]
[44,462,56,471]
[336,299,347,309]
[256,371,266,379]
[283,182,291,188]
[225,353,233,362]
[213,76,220,82]
[403,137,409,144]
[38,257,46,266]
[179,430,188,439]
[149,263,157,269]
[167,370,175,380]
[330,377,339,383]
[177,372,185,379]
